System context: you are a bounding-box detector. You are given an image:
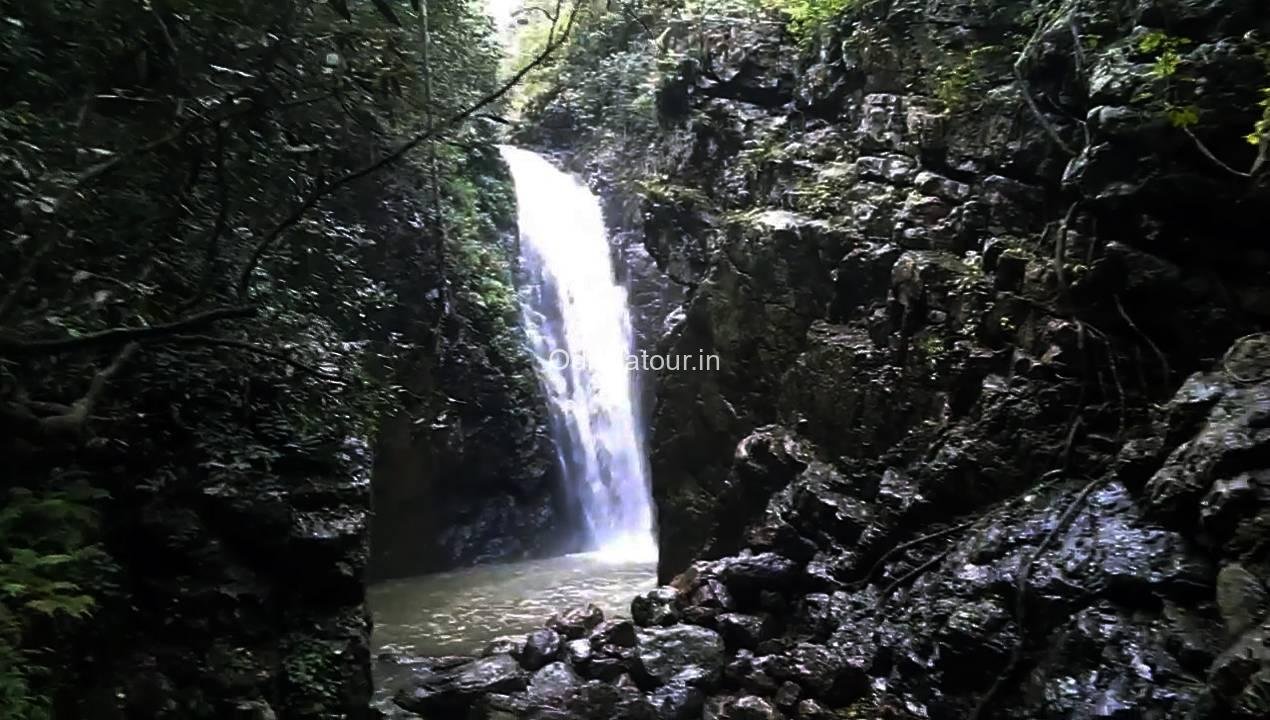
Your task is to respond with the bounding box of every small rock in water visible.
[523,628,563,671]
[482,638,525,659]
[565,638,593,666]
[549,603,606,639]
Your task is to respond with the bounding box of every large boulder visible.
[395,654,528,715]
[633,625,727,690]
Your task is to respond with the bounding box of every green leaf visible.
[1167,104,1200,129]
[25,594,94,618]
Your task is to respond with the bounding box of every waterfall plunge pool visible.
[369,552,655,700]
[372,147,660,699]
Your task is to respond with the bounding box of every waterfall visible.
[499,146,656,562]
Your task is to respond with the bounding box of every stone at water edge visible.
[523,628,564,671]
[565,638,593,666]
[394,654,528,715]
[549,603,606,639]
[591,619,639,648]
[482,637,525,658]
[632,587,682,627]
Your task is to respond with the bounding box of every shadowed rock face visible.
[369,165,566,580]
[485,0,1270,717]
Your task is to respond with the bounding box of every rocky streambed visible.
[380,346,1270,720]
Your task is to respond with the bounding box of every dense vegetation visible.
[4,0,1269,717]
[0,0,533,716]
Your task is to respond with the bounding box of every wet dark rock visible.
[395,654,528,715]
[648,681,707,720]
[549,604,606,640]
[523,628,563,671]
[934,599,1013,688]
[716,553,800,595]
[592,620,640,649]
[633,588,682,627]
[509,4,1270,720]
[771,681,800,710]
[715,613,773,652]
[483,639,525,659]
[689,577,735,611]
[727,695,782,720]
[566,681,658,720]
[565,639,593,667]
[527,662,583,705]
[795,699,834,720]
[585,657,628,682]
[471,693,569,720]
[1217,564,1269,638]
[753,643,866,703]
[633,625,727,690]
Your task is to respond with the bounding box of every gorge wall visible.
[447,0,1270,717]
[368,148,566,580]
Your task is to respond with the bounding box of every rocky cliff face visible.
[448,0,1270,717]
[369,150,566,580]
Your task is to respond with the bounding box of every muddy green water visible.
[370,551,656,658]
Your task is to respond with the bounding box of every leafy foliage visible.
[762,0,857,42]
[0,483,115,719]
[0,0,519,715]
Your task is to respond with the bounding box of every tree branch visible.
[1013,11,1079,157]
[178,124,233,312]
[20,342,140,438]
[166,334,344,381]
[0,306,256,356]
[1183,127,1261,179]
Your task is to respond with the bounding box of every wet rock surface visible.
[442,0,1270,718]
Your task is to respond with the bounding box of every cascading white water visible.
[499,146,656,562]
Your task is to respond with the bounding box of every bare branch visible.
[1013,11,1079,156]
[1113,295,1171,383]
[1183,127,1257,178]
[28,342,139,438]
